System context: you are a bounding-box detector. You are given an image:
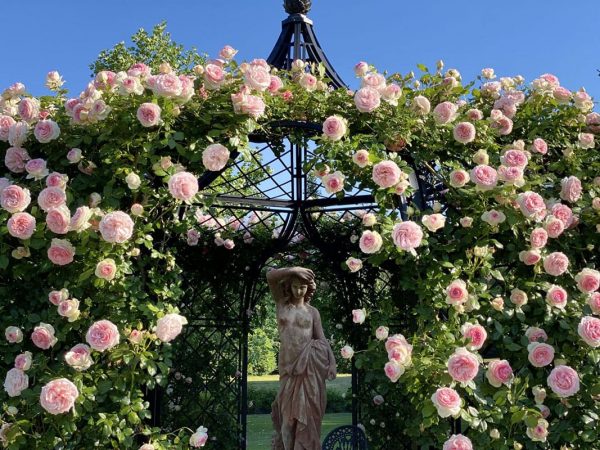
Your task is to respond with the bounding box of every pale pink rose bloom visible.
[553,86,572,103]
[446,280,468,306]
[223,239,235,250]
[531,138,548,155]
[40,378,79,414]
[432,101,459,125]
[46,172,68,189]
[70,206,92,232]
[472,149,489,165]
[422,214,445,232]
[86,320,120,352]
[447,348,479,383]
[1,185,31,213]
[31,323,58,349]
[375,326,389,340]
[5,147,30,173]
[322,171,345,194]
[340,345,354,359]
[560,176,582,203]
[493,96,517,118]
[126,63,150,79]
[526,327,548,343]
[530,228,548,249]
[33,119,60,143]
[149,73,182,97]
[431,387,461,418]
[466,109,483,121]
[575,268,600,293]
[517,191,546,221]
[482,81,501,97]
[593,197,600,210]
[345,257,362,273]
[500,149,528,167]
[18,98,40,123]
[352,149,370,168]
[37,187,66,212]
[362,213,376,227]
[46,206,71,234]
[361,73,386,90]
[526,419,549,442]
[129,329,144,344]
[99,211,134,243]
[354,61,369,77]
[136,103,161,127]
[14,351,32,371]
[546,285,568,309]
[5,326,23,343]
[381,83,402,105]
[481,209,506,226]
[0,115,16,141]
[3,368,28,397]
[443,434,473,450]
[168,171,199,201]
[547,365,580,397]
[352,308,366,324]
[230,92,266,118]
[586,112,600,133]
[442,76,459,89]
[219,45,238,60]
[8,122,30,147]
[550,203,573,227]
[322,115,347,141]
[411,95,430,115]
[481,68,495,79]
[453,122,476,144]
[268,75,283,93]
[156,313,188,343]
[298,73,318,91]
[449,169,469,188]
[359,230,382,254]
[544,217,564,238]
[574,90,593,110]
[48,288,68,306]
[244,65,271,92]
[203,64,225,89]
[186,228,200,246]
[578,316,600,347]
[47,239,75,265]
[519,249,541,266]
[459,217,473,228]
[470,165,497,190]
[497,165,524,186]
[64,343,93,371]
[587,292,600,314]
[384,360,405,382]
[118,76,144,96]
[486,359,513,387]
[391,221,423,251]
[190,426,209,447]
[528,342,555,367]
[95,258,117,281]
[543,252,569,276]
[385,334,413,366]
[58,299,80,322]
[202,143,230,172]
[372,161,401,188]
[354,87,381,113]
[66,148,82,163]
[7,212,36,240]
[510,288,528,307]
[461,323,487,351]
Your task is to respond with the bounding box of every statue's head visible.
[281,275,316,303]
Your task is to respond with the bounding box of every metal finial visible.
[283,0,312,14]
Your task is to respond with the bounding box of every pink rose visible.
[422,214,445,232]
[99,211,134,243]
[411,95,431,115]
[447,348,479,383]
[443,434,473,450]
[168,171,199,201]
[14,351,32,371]
[500,149,528,167]
[431,387,461,418]
[575,268,600,293]
[453,122,476,144]
[5,326,23,343]
[372,161,401,188]
[190,426,209,447]
[375,326,389,340]
[149,73,182,97]
[70,206,92,232]
[127,63,150,78]
[359,230,382,254]
[18,98,40,122]
[352,308,366,324]
[1,185,31,213]
[298,73,317,91]
[5,147,30,173]
[66,148,82,163]
[517,191,546,221]
[510,288,528,307]
[48,288,68,306]
[58,299,80,321]
[8,122,29,147]
[578,316,600,347]
[47,239,75,265]
[203,64,225,89]
[528,342,555,367]
[547,365,580,397]
[384,360,405,383]
[467,109,483,121]
[544,217,564,238]
[385,334,413,366]
[486,359,513,387]
[519,249,541,266]
[531,138,548,154]
[354,87,381,113]
[3,368,28,397]
[64,343,93,370]
[587,292,600,314]
[433,102,458,125]
[46,206,71,234]
[37,187,66,212]
[136,103,161,127]
[33,119,60,143]
[156,313,188,343]
[461,323,487,351]
[322,171,345,194]
[391,221,423,251]
[526,419,549,442]
[551,203,573,227]
[31,323,58,349]
[322,115,347,141]
[95,258,117,281]
[345,257,362,273]
[497,165,524,186]
[526,327,548,343]
[530,228,548,249]
[446,280,469,306]
[578,132,595,149]
[560,176,582,203]
[470,165,497,190]
[459,217,473,227]
[553,86,572,103]
[46,172,68,189]
[354,61,368,77]
[340,345,354,359]
[481,209,506,226]
[268,75,283,93]
[586,112,600,133]
[244,65,271,92]
[546,285,568,309]
[7,212,36,240]
[202,143,230,172]
[40,378,79,414]
[381,83,402,105]
[449,169,469,188]
[543,252,569,276]
[352,149,370,168]
[0,115,16,141]
[219,45,237,60]
[86,320,120,352]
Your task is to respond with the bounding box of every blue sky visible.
[1,0,599,101]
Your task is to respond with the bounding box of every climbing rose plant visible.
[0,28,599,449]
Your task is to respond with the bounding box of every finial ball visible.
[284,0,312,14]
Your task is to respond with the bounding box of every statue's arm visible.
[310,306,337,380]
[266,267,314,304]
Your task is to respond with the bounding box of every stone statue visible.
[267,266,337,450]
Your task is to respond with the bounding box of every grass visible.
[246,412,352,450]
[248,373,351,394]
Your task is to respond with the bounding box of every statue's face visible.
[291,280,308,300]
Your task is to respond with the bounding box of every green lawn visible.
[246,412,352,450]
[248,373,351,394]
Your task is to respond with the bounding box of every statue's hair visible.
[279,275,316,304]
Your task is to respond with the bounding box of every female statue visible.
[267,266,337,450]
